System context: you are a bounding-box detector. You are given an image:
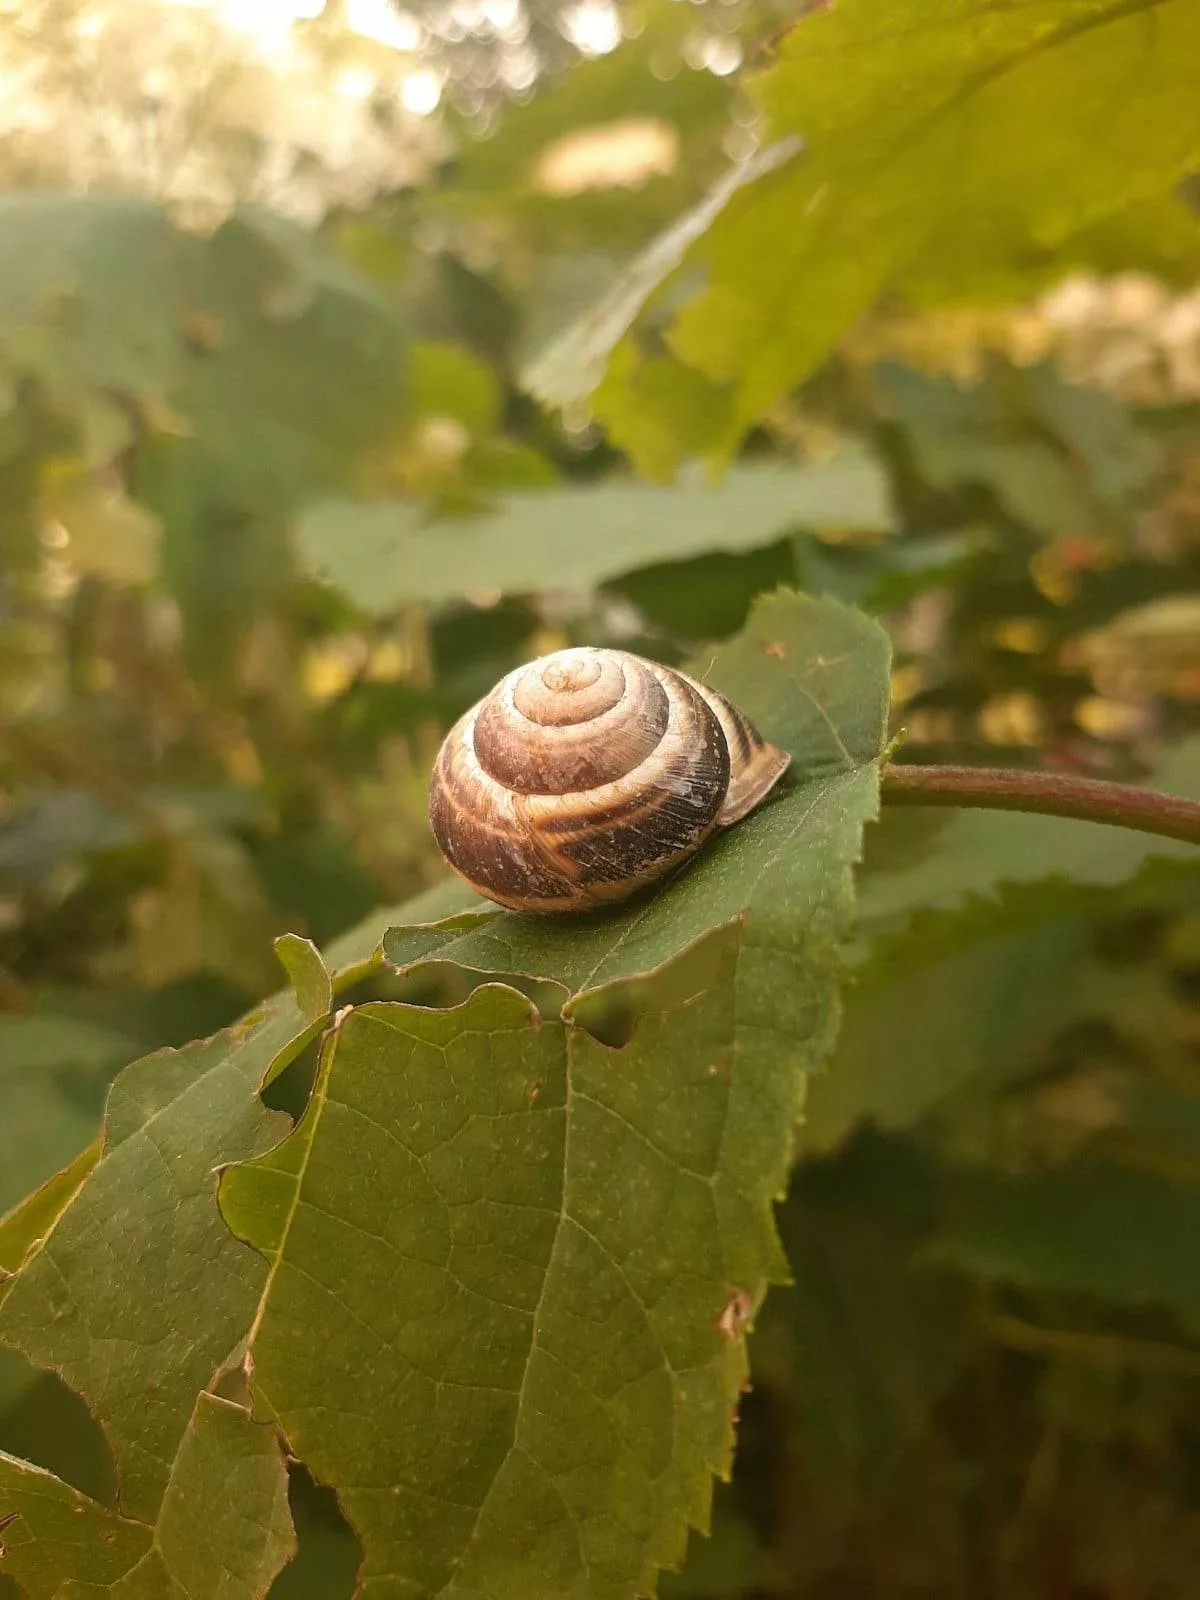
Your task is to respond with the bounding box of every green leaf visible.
[296,452,894,612]
[0,1014,134,1216]
[320,885,467,976]
[413,341,501,435]
[446,17,732,249]
[0,1141,100,1286]
[607,540,798,644]
[0,1391,293,1598]
[0,990,323,1521]
[273,935,333,1025]
[857,735,1200,937]
[589,342,735,483]
[0,902,405,1542]
[1024,362,1163,506]
[935,1161,1200,1335]
[802,737,1200,1151]
[875,364,1095,536]
[758,1136,964,1504]
[1044,184,1200,284]
[128,832,282,998]
[591,0,1200,452]
[221,963,784,1598]
[0,198,408,517]
[522,140,800,413]
[873,362,1163,535]
[805,906,1097,1154]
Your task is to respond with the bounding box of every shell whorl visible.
[429,647,789,913]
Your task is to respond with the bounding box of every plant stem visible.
[881,762,1200,846]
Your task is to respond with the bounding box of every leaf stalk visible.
[881,763,1200,847]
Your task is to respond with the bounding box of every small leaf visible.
[0,1141,100,1287]
[298,456,894,608]
[273,934,333,1024]
[0,1391,293,1598]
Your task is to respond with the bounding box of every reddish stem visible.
[881,763,1200,848]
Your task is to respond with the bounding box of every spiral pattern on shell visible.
[429,647,790,913]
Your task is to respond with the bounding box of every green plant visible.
[1,0,1199,1596]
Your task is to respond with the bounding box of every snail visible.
[428,647,790,913]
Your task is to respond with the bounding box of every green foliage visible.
[544,0,1200,465]
[0,1016,133,1216]
[936,1161,1200,1334]
[0,199,408,519]
[0,196,408,679]
[523,140,799,420]
[1,3,1199,1597]
[0,1392,294,1599]
[0,593,892,1595]
[296,448,893,610]
[0,1007,306,1520]
[272,935,332,1024]
[805,739,1200,1151]
[874,360,1163,538]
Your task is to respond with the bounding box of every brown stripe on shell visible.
[428,648,790,912]
[520,664,729,893]
[429,714,582,905]
[473,656,672,793]
[473,652,669,795]
[688,675,791,826]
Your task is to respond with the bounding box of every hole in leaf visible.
[571,920,740,1047]
[0,1350,117,1507]
[261,1035,323,1122]
[268,1460,361,1599]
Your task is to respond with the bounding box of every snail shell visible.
[428,647,789,913]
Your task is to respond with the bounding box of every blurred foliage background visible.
[1,0,1199,1595]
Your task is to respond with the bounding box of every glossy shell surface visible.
[429,647,789,913]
